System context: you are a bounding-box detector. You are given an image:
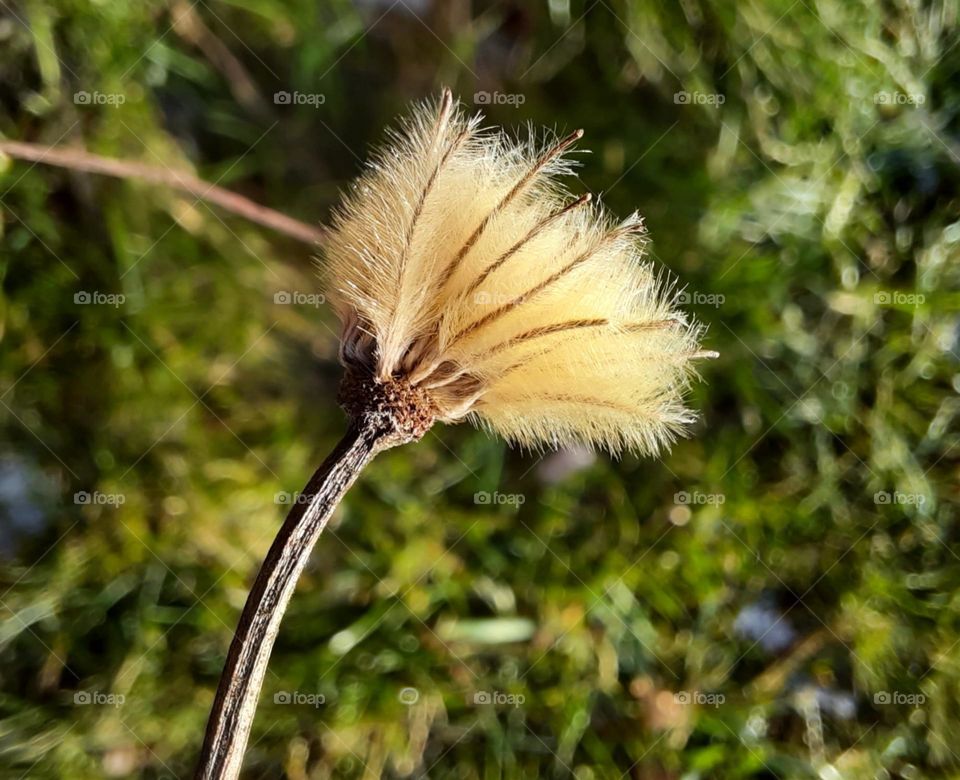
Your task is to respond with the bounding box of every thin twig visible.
[0,140,325,245]
[196,416,393,779]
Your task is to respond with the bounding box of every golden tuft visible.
[323,90,717,455]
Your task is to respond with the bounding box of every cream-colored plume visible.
[323,90,716,455]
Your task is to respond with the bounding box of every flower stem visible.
[196,415,392,779]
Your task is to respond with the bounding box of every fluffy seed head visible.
[323,90,716,455]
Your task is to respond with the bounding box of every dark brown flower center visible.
[338,370,439,444]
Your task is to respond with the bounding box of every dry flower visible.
[328,89,715,455]
[198,90,716,779]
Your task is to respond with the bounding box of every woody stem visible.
[195,415,392,780]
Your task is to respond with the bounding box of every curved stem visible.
[196,416,391,779]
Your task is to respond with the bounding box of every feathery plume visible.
[198,90,716,780]
[326,89,715,455]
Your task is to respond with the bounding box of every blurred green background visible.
[1,0,959,777]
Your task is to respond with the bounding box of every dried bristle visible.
[323,90,716,455]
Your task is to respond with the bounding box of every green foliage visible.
[1,0,958,777]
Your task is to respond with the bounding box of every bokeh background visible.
[2,0,959,777]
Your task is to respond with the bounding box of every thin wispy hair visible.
[324,90,716,455]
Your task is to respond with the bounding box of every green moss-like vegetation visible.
[1,1,958,777]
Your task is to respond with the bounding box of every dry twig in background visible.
[0,140,324,245]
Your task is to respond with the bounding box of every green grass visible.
[1,0,958,777]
